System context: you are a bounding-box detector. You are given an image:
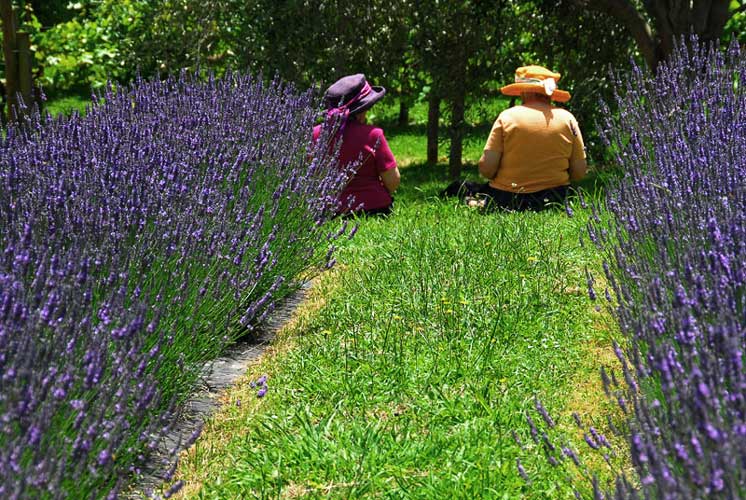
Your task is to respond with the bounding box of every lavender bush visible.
[0,71,353,498]
[591,38,746,498]
[519,38,746,498]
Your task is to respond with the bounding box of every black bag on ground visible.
[439,180,489,199]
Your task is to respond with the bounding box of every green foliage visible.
[725,0,746,43]
[32,1,142,91]
[229,0,412,89]
[109,0,240,79]
[12,0,739,136]
[43,92,89,116]
[24,0,637,165]
[29,0,73,26]
[411,1,518,98]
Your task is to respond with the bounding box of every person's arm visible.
[373,128,399,193]
[478,150,501,180]
[568,118,587,182]
[480,116,504,180]
[380,167,400,193]
[569,157,587,182]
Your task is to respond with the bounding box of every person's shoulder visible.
[356,122,386,139]
[361,122,383,132]
[550,106,578,120]
[497,106,518,122]
[500,104,539,125]
[500,104,524,116]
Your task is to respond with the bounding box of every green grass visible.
[43,91,90,117]
[168,110,621,497]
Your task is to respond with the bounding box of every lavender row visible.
[518,39,746,497]
[0,72,353,498]
[587,39,746,497]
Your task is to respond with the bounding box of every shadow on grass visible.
[43,87,92,117]
[397,159,618,206]
[396,161,479,204]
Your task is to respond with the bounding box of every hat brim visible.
[348,86,386,115]
[500,83,571,103]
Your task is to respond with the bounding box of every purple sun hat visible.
[323,74,386,121]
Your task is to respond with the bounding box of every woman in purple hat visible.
[313,74,400,216]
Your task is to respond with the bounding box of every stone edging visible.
[128,280,314,498]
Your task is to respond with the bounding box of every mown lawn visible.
[164,102,622,499]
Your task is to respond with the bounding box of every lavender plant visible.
[0,71,353,498]
[586,39,746,498]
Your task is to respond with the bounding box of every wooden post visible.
[0,0,19,121]
[16,31,32,111]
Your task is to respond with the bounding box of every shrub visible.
[0,71,352,498]
[589,38,746,497]
[30,1,142,92]
[519,37,746,499]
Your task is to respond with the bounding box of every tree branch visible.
[574,0,659,69]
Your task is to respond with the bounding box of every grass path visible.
[164,148,621,498]
[40,93,624,498]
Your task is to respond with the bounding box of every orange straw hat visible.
[500,65,571,103]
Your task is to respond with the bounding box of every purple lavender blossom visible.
[516,458,530,482]
[0,71,352,497]
[534,398,556,428]
[588,38,746,498]
[521,38,746,499]
[565,202,575,218]
[163,480,185,498]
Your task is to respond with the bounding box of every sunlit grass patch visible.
[165,93,620,499]
[173,192,618,498]
[168,269,344,498]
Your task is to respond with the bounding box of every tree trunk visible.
[17,32,32,109]
[397,99,409,126]
[581,0,660,70]
[448,88,465,180]
[695,1,731,42]
[426,93,440,165]
[1,0,19,121]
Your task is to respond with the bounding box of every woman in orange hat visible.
[477,65,587,210]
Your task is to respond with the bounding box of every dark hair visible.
[520,92,551,103]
